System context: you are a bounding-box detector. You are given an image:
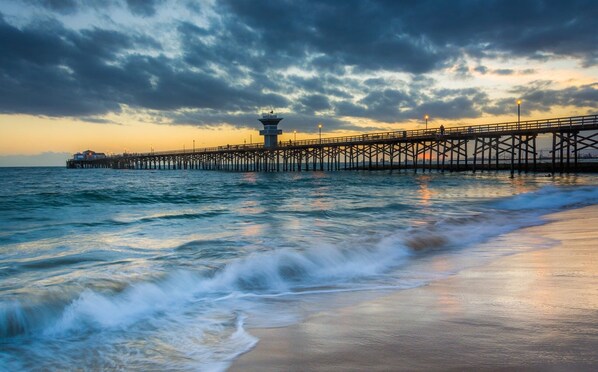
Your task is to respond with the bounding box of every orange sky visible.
[0,104,590,159]
[1,1,597,165]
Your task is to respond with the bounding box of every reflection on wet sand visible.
[233,205,598,371]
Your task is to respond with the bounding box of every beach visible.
[233,205,598,371]
[2,169,598,371]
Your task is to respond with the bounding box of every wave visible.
[494,185,598,211]
[0,219,514,338]
[0,189,230,213]
[3,185,597,340]
[1,209,228,240]
[0,234,412,338]
[15,252,107,270]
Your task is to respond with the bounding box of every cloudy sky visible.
[1,0,597,165]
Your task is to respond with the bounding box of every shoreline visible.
[232,205,598,371]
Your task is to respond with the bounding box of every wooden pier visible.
[67,114,598,175]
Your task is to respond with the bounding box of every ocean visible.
[1,167,597,371]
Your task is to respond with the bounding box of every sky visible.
[0,0,597,166]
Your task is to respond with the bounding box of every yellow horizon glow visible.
[1,105,595,157]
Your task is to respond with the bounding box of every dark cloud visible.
[395,0,598,66]
[125,0,163,17]
[167,109,353,133]
[296,94,332,114]
[335,86,488,122]
[220,0,598,73]
[0,18,146,116]
[417,96,482,120]
[285,75,353,99]
[414,87,488,120]
[0,15,287,117]
[454,62,472,78]
[516,82,598,111]
[483,82,598,115]
[219,0,458,74]
[79,116,120,124]
[0,0,596,130]
[492,68,537,75]
[37,0,78,14]
[276,113,357,133]
[494,69,515,75]
[474,65,488,74]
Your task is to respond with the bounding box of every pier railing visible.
[115,114,597,158]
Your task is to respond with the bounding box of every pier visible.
[67,114,598,175]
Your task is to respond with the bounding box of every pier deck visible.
[67,114,598,175]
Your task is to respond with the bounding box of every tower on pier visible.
[259,111,283,148]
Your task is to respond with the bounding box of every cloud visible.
[125,0,163,17]
[79,116,120,124]
[36,0,78,14]
[334,86,490,123]
[494,69,515,75]
[0,18,142,116]
[219,0,459,74]
[517,82,598,111]
[0,0,596,131]
[453,62,472,78]
[395,0,598,66]
[0,15,287,117]
[166,109,353,133]
[296,94,332,114]
[491,68,537,76]
[474,65,488,74]
[483,81,598,115]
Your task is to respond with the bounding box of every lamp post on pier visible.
[193,139,195,153]
[517,99,522,129]
[294,130,297,142]
[318,123,322,144]
[424,114,429,131]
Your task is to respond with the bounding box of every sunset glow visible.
[1,1,596,165]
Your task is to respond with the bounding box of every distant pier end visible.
[259,112,283,148]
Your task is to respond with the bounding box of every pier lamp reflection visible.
[417,176,433,206]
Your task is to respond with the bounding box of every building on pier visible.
[259,112,283,148]
[72,150,106,161]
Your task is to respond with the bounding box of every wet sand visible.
[232,205,598,371]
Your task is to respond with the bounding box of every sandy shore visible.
[232,205,598,371]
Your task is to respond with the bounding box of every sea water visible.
[1,167,597,371]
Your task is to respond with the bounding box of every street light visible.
[517,99,522,128]
[193,139,195,153]
[294,130,297,142]
[424,115,429,131]
[318,123,323,144]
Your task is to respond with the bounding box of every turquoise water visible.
[1,168,597,371]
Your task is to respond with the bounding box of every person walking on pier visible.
[440,125,445,135]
